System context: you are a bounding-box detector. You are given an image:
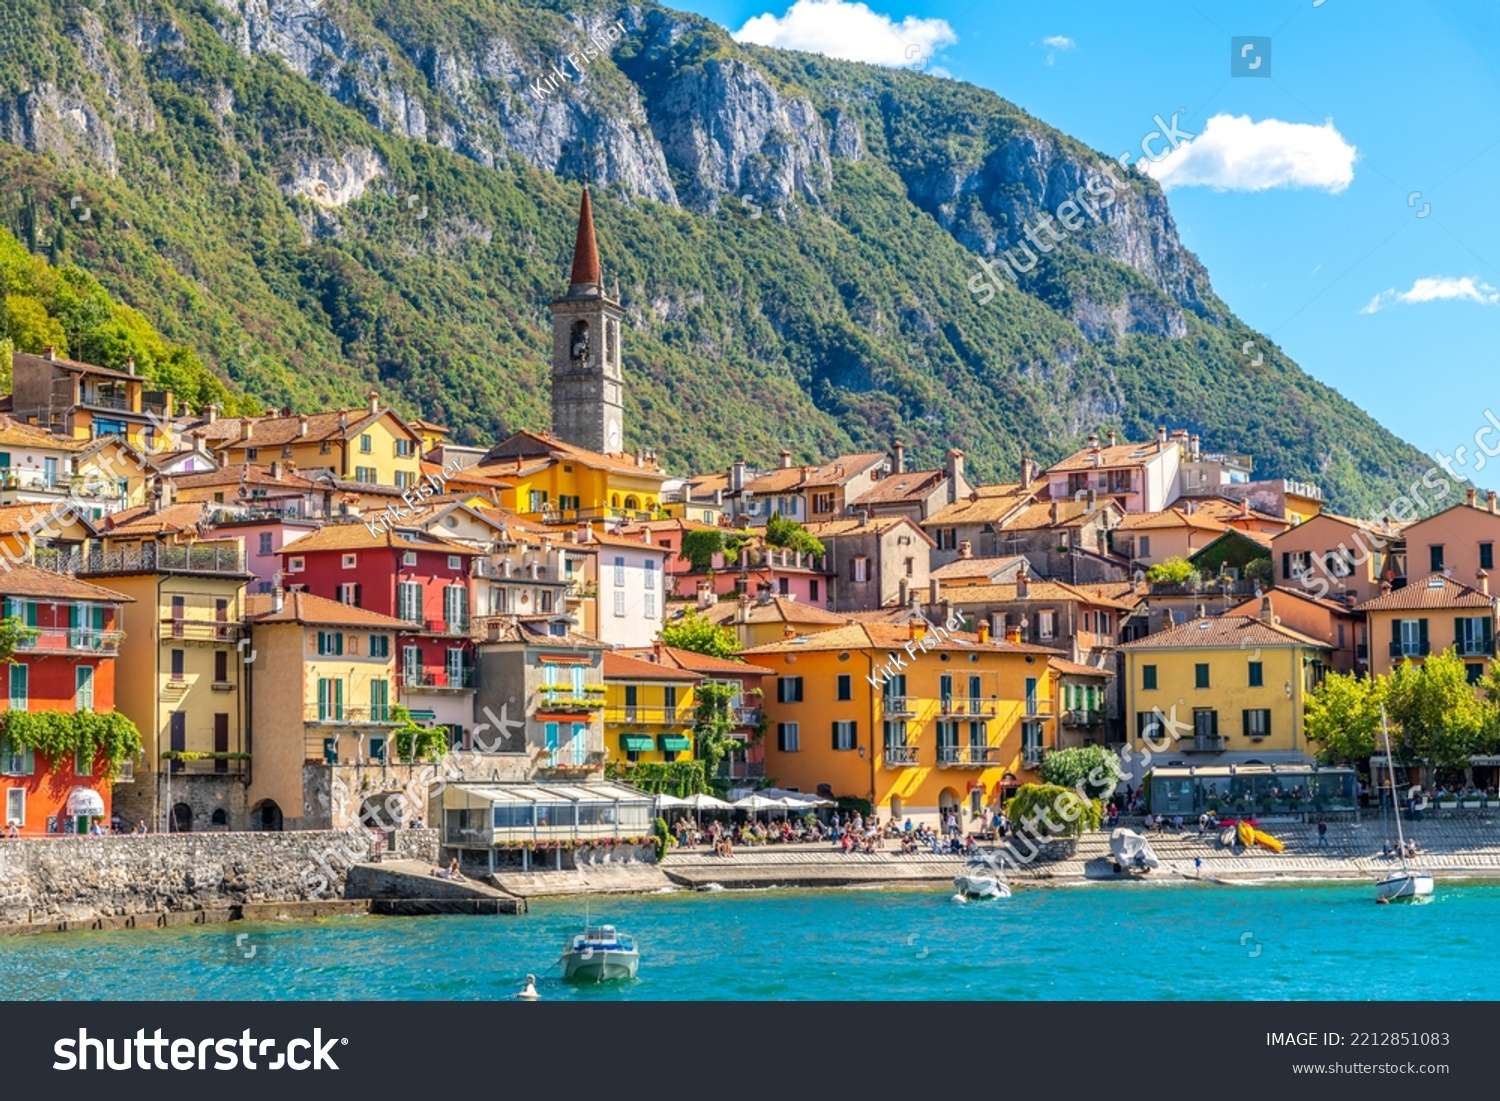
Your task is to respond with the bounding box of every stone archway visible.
[170,803,193,832]
[251,800,283,832]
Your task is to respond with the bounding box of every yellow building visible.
[747,622,1061,830]
[79,503,251,832]
[602,651,699,765]
[189,393,427,492]
[474,430,669,525]
[1120,611,1330,770]
[700,593,850,649]
[244,590,408,830]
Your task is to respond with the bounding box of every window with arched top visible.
[624,495,640,510]
[611,494,621,507]
[605,319,616,364]
[569,320,590,362]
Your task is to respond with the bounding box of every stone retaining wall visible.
[0,830,388,923]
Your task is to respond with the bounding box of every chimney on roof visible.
[205,404,218,425]
[957,539,973,560]
[1086,488,1096,514]
[855,508,869,526]
[1007,625,1022,644]
[1241,497,1250,518]
[696,580,716,610]
[1260,594,1273,622]
[338,413,348,432]
[1195,602,1207,620]
[43,345,56,360]
[908,619,926,642]
[757,583,774,606]
[1087,432,1100,451]
[1016,567,1030,600]
[1050,500,1060,525]
[576,522,591,544]
[1021,455,1035,490]
[1157,425,1168,452]
[945,448,965,488]
[298,415,308,438]
[892,439,906,474]
[270,460,282,479]
[898,577,910,607]
[1479,569,1491,597]
[1489,491,1498,514]
[1190,434,1201,461]
[243,419,254,440]
[929,578,942,604]
[779,449,792,469]
[1106,430,1117,448]
[125,355,136,376]
[272,584,284,614]
[977,619,990,644]
[730,459,746,493]
[1380,579,1392,595]
[782,625,796,640]
[1466,487,1478,508]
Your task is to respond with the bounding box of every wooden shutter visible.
[1210,711,1219,736]
[1456,616,1466,651]
[1242,709,1251,737]
[1418,618,1429,655]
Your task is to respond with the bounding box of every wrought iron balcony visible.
[603,706,690,726]
[1184,735,1226,752]
[76,543,246,576]
[883,695,916,716]
[937,697,998,717]
[16,628,124,655]
[883,744,919,767]
[401,669,474,690]
[937,745,1002,767]
[717,758,767,779]
[1064,708,1104,728]
[303,704,400,726]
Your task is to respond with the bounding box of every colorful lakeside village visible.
[0,189,1496,875]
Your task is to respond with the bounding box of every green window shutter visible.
[1418,619,1429,654]
[23,602,37,627]
[1242,710,1250,737]
[93,605,104,631]
[318,678,328,720]
[1210,711,1219,737]
[1456,616,1465,650]
[336,632,344,656]
[23,745,33,775]
[335,679,344,718]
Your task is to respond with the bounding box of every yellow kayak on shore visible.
[1237,820,1284,852]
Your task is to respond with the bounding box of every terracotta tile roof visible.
[686,471,731,496]
[625,518,722,535]
[408,419,450,434]
[1120,614,1329,651]
[618,645,777,677]
[1226,587,1360,617]
[921,483,1036,526]
[480,430,667,479]
[479,615,603,647]
[930,554,1029,581]
[278,523,479,556]
[743,452,888,494]
[0,502,97,536]
[0,563,131,602]
[1048,656,1115,677]
[743,621,1062,657]
[700,596,847,627]
[1185,496,1289,527]
[245,590,409,629]
[602,651,699,682]
[12,350,140,382]
[169,464,320,491]
[996,498,1117,532]
[1115,508,1228,533]
[188,407,400,449]
[1274,511,1406,540]
[1189,527,1274,553]
[1076,581,1148,605]
[583,531,667,552]
[1044,440,1173,474]
[802,515,934,544]
[941,580,1138,611]
[849,469,945,506]
[1354,574,1496,612]
[104,501,217,537]
[0,417,87,451]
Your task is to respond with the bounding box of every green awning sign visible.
[619,734,654,751]
[657,735,692,752]
[407,710,438,722]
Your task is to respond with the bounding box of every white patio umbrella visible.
[683,792,733,811]
[655,794,690,809]
[733,793,785,819]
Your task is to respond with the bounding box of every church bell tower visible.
[550,188,625,455]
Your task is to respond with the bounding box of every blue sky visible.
[672,0,1500,489]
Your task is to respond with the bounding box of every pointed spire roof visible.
[569,187,602,292]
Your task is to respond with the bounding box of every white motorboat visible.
[561,925,639,982]
[1376,706,1435,904]
[953,873,1012,900]
[1109,827,1160,874]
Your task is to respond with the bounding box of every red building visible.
[0,564,131,834]
[280,525,479,738]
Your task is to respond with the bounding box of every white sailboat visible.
[1376,706,1434,903]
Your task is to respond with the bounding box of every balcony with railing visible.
[537,505,658,526]
[1024,699,1054,718]
[883,744,920,767]
[1022,747,1045,768]
[603,706,689,726]
[161,618,243,642]
[303,704,400,726]
[420,617,471,636]
[162,751,248,776]
[538,687,607,713]
[1454,638,1495,658]
[883,695,916,716]
[1389,641,1430,659]
[731,706,763,727]
[937,745,1002,767]
[80,389,132,412]
[401,668,474,691]
[1184,735,1226,752]
[72,543,247,576]
[937,697,999,717]
[1063,708,1104,728]
[16,628,125,655]
[717,758,767,780]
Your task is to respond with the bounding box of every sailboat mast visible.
[1381,705,1409,872]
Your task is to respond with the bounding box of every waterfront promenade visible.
[654,818,1500,892]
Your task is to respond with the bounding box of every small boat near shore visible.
[1376,706,1434,904]
[1110,827,1160,874]
[953,852,1012,900]
[561,925,639,982]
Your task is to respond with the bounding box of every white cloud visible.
[1361,276,1500,314]
[1143,113,1357,193]
[1039,34,1076,65]
[734,0,956,67]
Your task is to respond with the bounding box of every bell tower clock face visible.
[607,420,621,453]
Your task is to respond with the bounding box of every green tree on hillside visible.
[660,610,740,660]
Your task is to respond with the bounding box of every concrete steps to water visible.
[345,861,528,914]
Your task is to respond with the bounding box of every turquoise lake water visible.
[2,881,1496,1001]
